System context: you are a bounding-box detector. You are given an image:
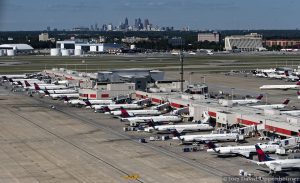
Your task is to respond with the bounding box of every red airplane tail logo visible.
[34,83,41,90]
[120,108,130,118]
[24,80,31,87]
[256,94,263,100]
[283,99,290,105]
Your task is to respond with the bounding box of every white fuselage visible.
[257,159,300,172]
[260,85,300,90]
[43,89,77,94]
[36,85,67,90]
[232,99,260,105]
[251,104,286,109]
[173,133,239,142]
[88,100,114,105]
[123,115,182,123]
[110,110,161,116]
[50,93,79,100]
[67,99,86,105]
[148,123,214,133]
[207,144,279,157]
[94,104,141,110]
[280,110,300,116]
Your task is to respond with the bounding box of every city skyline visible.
[0,0,300,31]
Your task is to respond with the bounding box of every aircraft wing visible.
[231,150,251,158]
[174,127,185,133]
[268,163,282,172]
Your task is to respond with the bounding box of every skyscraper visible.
[124,17,129,28]
[144,19,149,30]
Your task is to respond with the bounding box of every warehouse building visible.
[97,69,164,91]
[224,33,264,51]
[197,32,220,43]
[79,82,135,99]
[56,40,122,54]
[0,44,34,55]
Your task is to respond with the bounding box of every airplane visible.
[121,115,182,123]
[63,97,87,106]
[41,89,78,95]
[280,110,300,116]
[64,98,113,107]
[251,99,289,109]
[206,141,279,158]
[172,130,241,144]
[254,144,300,174]
[145,121,214,133]
[34,83,67,90]
[1,74,27,80]
[43,90,79,100]
[231,94,263,105]
[94,104,142,112]
[259,82,300,90]
[284,72,299,82]
[107,107,162,117]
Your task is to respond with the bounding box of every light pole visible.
[231,88,235,100]
[180,51,184,92]
[189,72,194,84]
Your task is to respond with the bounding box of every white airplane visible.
[285,72,299,81]
[49,93,79,100]
[121,115,182,123]
[107,107,162,117]
[22,81,55,90]
[94,104,142,112]
[259,82,300,90]
[280,110,300,116]
[42,89,78,95]
[254,144,300,174]
[172,131,241,143]
[1,75,26,80]
[65,98,113,107]
[151,102,170,110]
[34,83,67,90]
[251,99,289,109]
[231,94,263,105]
[145,121,214,133]
[206,141,279,158]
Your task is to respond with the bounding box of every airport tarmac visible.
[0,86,224,183]
[165,71,300,109]
[0,82,299,183]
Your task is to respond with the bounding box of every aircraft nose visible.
[207,149,214,153]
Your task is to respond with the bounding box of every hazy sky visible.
[0,0,299,31]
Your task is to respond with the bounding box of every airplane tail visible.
[263,72,268,77]
[44,89,50,95]
[102,106,111,112]
[296,81,300,85]
[9,78,14,82]
[297,91,300,95]
[34,83,41,90]
[2,76,8,80]
[24,80,31,87]
[83,99,92,107]
[283,99,290,105]
[120,107,131,118]
[256,94,263,100]
[62,96,70,102]
[255,144,274,162]
[17,81,23,86]
[284,71,289,77]
[205,141,217,149]
[171,130,181,139]
[146,120,156,128]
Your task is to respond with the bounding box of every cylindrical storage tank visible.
[130,44,136,50]
[50,48,61,56]
[68,49,74,55]
[0,50,5,56]
[74,49,83,56]
[7,49,15,56]
[61,49,70,56]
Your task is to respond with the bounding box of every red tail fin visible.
[24,80,31,87]
[34,83,41,90]
[102,106,111,112]
[283,99,290,105]
[296,81,300,85]
[297,91,300,95]
[255,144,274,162]
[120,107,130,118]
[256,94,263,100]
